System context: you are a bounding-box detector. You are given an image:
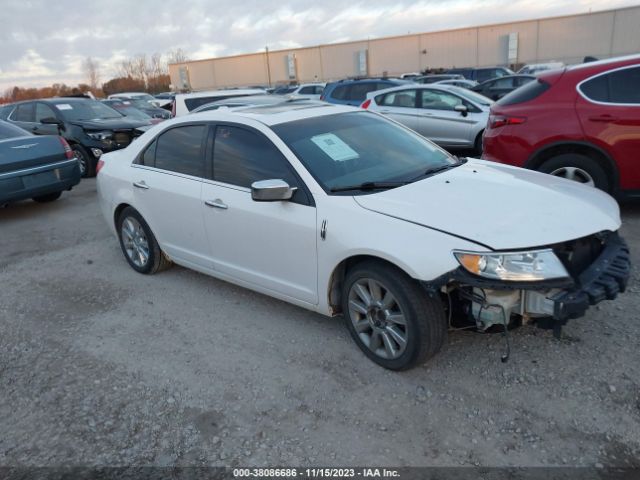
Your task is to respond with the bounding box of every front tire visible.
[342,261,447,370]
[73,144,95,178]
[538,153,610,192]
[32,192,62,203]
[117,207,172,274]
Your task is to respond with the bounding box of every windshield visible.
[272,112,455,194]
[446,86,493,106]
[52,101,123,121]
[129,99,157,109]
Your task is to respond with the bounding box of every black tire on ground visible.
[538,153,610,192]
[474,131,484,156]
[341,260,447,371]
[116,207,172,275]
[32,192,62,203]
[72,144,95,178]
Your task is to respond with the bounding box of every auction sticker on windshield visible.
[55,104,73,110]
[311,133,359,162]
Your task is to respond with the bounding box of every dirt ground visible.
[1,179,639,469]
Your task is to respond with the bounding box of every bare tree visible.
[166,48,189,65]
[83,57,101,91]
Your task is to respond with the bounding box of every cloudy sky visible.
[0,0,636,91]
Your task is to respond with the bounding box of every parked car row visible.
[0,98,151,177]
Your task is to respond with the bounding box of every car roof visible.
[176,89,265,100]
[566,53,640,72]
[181,102,356,127]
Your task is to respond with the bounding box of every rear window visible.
[184,95,249,111]
[497,79,550,106]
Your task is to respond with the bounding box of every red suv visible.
[482,55,640,198]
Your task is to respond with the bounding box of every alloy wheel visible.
[74,148,87,176]
[121,217,150,268]
[348,278,408,360]
[549,166,595,187]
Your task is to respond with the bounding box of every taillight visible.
[96,159,105,175]
[361,99,372,109]
[59,137,74,159]
[489,114,527,129]
[171,100,176,117]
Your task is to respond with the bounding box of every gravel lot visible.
[1,179,639,469]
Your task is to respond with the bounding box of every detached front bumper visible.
[552,233,630,322]
[426,232,631,327]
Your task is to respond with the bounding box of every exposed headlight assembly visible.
[86,130,113,141]
[453,249,569,281]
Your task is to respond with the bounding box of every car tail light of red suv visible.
[482,55,640,198]
[488,114,526,128]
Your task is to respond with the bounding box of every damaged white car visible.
[97,103,631,370]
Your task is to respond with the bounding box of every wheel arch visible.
[326,254,418,316]
[113,202,132,229]
[524,141,619,192]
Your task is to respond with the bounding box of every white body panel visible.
[97,105,621,317]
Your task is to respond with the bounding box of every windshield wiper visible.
[413,157,467,180]
[330,181,409,193]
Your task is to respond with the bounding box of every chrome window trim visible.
[130,164,250,193]
[576,64,640,107]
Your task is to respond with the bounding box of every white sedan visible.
[362,84,493,153]
[97,103,630,370]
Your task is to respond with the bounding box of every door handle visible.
[133,181,149,190]
[205,199,228,209]
[588,114,619,123]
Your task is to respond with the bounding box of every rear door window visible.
[10,103,35,122]
[348,83,377,102]
[153,125,206,177]
[580,66,640,104]
[298,86,315,94]
[330,85,349,100]
[378,90,418,108]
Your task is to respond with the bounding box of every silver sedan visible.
[363,84,493,153]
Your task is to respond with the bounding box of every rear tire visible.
[32,192,62,203]
[342,260,447,370]
[117,207,172,274]
[474,131,484,156]
[538,153,610,192]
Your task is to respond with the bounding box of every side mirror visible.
[251,179,297,202]
[40,117,62,125]
[454,105,468,117]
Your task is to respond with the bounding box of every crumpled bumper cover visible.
[551,233,630,322]
[424,232,631,323]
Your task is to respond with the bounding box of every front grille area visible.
[113,131,131,147]
[552,232,609,278]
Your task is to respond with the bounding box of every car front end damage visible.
[425,231,631,353]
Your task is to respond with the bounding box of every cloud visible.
[0,0,636,91]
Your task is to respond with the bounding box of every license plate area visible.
[23,169,60,188]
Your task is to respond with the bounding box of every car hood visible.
[70,117,149,130]
[353,159,621,250]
